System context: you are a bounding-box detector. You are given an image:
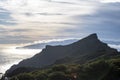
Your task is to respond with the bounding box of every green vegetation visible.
[2,58,119,80]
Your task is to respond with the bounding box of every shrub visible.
[35,72,48,80]
[48,72,67,80]
[52,65,67,72]
[10,73,34,80]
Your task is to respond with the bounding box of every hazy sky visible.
[0,0,120,44]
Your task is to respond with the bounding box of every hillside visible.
[6,33,119,77]
[4,57,120,80]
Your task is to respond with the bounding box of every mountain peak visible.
[85,33,98,39]
[71,33,99,46]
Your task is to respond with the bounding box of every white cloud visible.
[100,0,120,3]
[0,0,100,44]
[108,44,120,51]
[0,0,120,44]
[0,0,98,23]
[19,38,79,48]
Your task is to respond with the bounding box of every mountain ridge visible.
[6,33,119,75]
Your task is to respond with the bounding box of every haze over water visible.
[0,45,41,74]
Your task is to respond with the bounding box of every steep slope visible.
[6,33,119,75]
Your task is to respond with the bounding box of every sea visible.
[0,45,41,78]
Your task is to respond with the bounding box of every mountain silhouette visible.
[6,33,119,75]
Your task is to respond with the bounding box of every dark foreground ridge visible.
[5,33,120,78]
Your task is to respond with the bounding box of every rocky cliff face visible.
[6,33,119,75]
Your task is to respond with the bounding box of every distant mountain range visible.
[17,39,78,49]
[6,33,120,76]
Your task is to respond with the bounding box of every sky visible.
[0,0,120,44]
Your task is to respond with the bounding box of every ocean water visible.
[0,46,41,74]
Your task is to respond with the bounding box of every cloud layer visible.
[18,38,120,52]
[0,0,120,44]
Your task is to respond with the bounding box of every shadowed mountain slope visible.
[6,33,119,75]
